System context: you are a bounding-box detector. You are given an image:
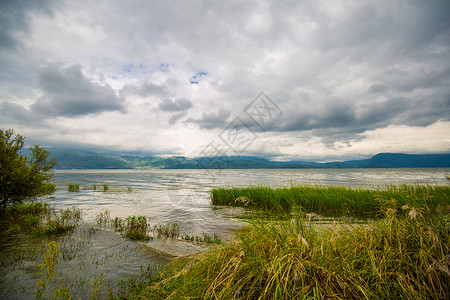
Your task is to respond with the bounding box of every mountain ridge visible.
[42,149,450,169]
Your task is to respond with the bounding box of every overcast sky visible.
[1,0,449,162]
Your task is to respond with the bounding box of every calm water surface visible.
[1,168,447,298]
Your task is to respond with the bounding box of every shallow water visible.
[0,168,447,298]
[50,168,448,226]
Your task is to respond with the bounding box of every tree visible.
[0,129,57,206]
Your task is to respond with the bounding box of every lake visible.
[1,168,448,298]
[50,168,448,232]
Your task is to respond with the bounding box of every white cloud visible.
[0,0,449,159]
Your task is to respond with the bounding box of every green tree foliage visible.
[0,129,57,206]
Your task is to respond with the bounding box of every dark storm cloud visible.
[31,64,125,117]
[186,109,231,130]
[158,98,193,112]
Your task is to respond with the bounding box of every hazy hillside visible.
[41,150,450,169]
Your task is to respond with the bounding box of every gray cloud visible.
[1,0,449,159]
[0,101,40,125]
[168,112,186,125]
[0,0,54,50]
[186,109,231,130]
[158,98,193,112]
[120,81,168,98]
[31,64,125,117]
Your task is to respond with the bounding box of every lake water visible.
[50,168,448,232]
[1,168,448,298]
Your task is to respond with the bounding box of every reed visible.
[211,184,450,218]
[153,223,180,239]
[182,232,222,244]
[112,215,151,241]
[143,203,450,299]
[67,183,80,192]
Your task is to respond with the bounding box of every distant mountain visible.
[42,149,450,169]
[359,153,450,168]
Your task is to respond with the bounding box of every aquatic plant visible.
[35,241,59,299]
[182,233,222,244]
[211,184,450,218]
[42,207,82,235]
[126,186,132,192]
[144,203,450,299]
[96,209,110,229]
[67,183,79,192]
[111,215,151,241]
[153,223,180,239]
[52,281,73,300]
[102,184,109,192]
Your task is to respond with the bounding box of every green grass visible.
[67,183,79,192]
[211,184,450,218]
[153,223,180,239]
[142,202,450,299]
[111,215,151,241]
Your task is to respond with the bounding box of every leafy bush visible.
[0,129,57,206]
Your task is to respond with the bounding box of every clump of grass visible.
[96,209,110,229]
[153,223,180,239]
[102,184,109,192]
[182,232,222,244]
[112,216,151,241]
[144,203,450,299]
[42,207,82,235]
[211,184,450,218]
[126,186,132,192]
[67,183,80,192]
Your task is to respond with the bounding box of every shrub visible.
[0,129,57,206]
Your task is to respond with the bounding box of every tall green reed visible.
[211,184,450,218]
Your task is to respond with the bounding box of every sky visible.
[1,0,449,162]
